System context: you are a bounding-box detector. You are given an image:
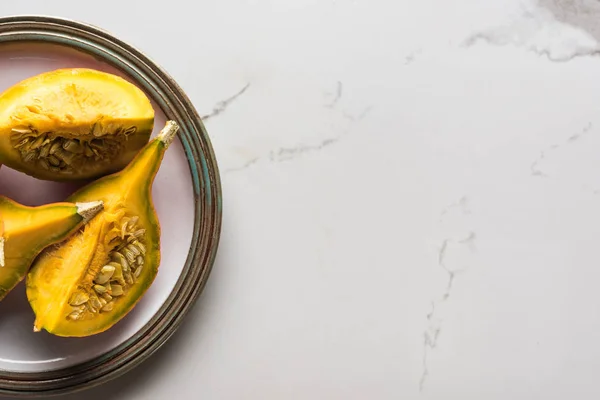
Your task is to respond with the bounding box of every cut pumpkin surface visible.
[27,120,179,337]
[0,68,154,181]
[0,197,103,301]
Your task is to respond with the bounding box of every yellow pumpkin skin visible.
[26,121,179,337]
[0,197,103,301]
[0,68,154,181]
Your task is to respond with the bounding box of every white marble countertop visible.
[3,0,600,398]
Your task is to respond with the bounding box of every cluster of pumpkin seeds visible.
[10,125,136,175]
[67,215,146,321]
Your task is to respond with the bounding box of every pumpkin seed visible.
[120,221,130,239]
[96,265,116,283]
[113,252,130,273]
[14,138,29,149]
[108,262,121,270]
[92,124,104,137]
[48,155,61,166]
[124,248,136,264]
[63,139,83,153]
[95,268,112,284]
[69,292,89,306]
[124,270,134,285]
[57,150,76,165]
[84,145,95,157]
[94,284,107,294]
[67,311,82,321]
[38,159,50,170]
[127,216,139,229]
[127,244,141,257]
[11,128,32,135]
[29,135,45,150]
[110,264,126,286]
[49,141,62,155]
[102,264,116,275]
[23,152,36,163]
[90,295,102,310]
[38,143,51,158]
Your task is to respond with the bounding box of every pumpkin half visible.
[26,120,179,337]
[0,68,154,181]
[0,197,103,301]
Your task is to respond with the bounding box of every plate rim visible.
[0,15,222,397]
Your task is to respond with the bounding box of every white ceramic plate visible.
[0,17,221,397]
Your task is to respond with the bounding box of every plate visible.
[0,16,221,397]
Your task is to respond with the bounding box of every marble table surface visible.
[2,0,600,398]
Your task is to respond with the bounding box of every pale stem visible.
[76,201,104,223]
[157,120,180,148]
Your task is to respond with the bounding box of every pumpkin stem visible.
[76,201,104,223]
[157,120,179,149]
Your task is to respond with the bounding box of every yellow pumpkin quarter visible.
[0,68,154,181]
[26,120,179,337]
[0,197,103,301]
